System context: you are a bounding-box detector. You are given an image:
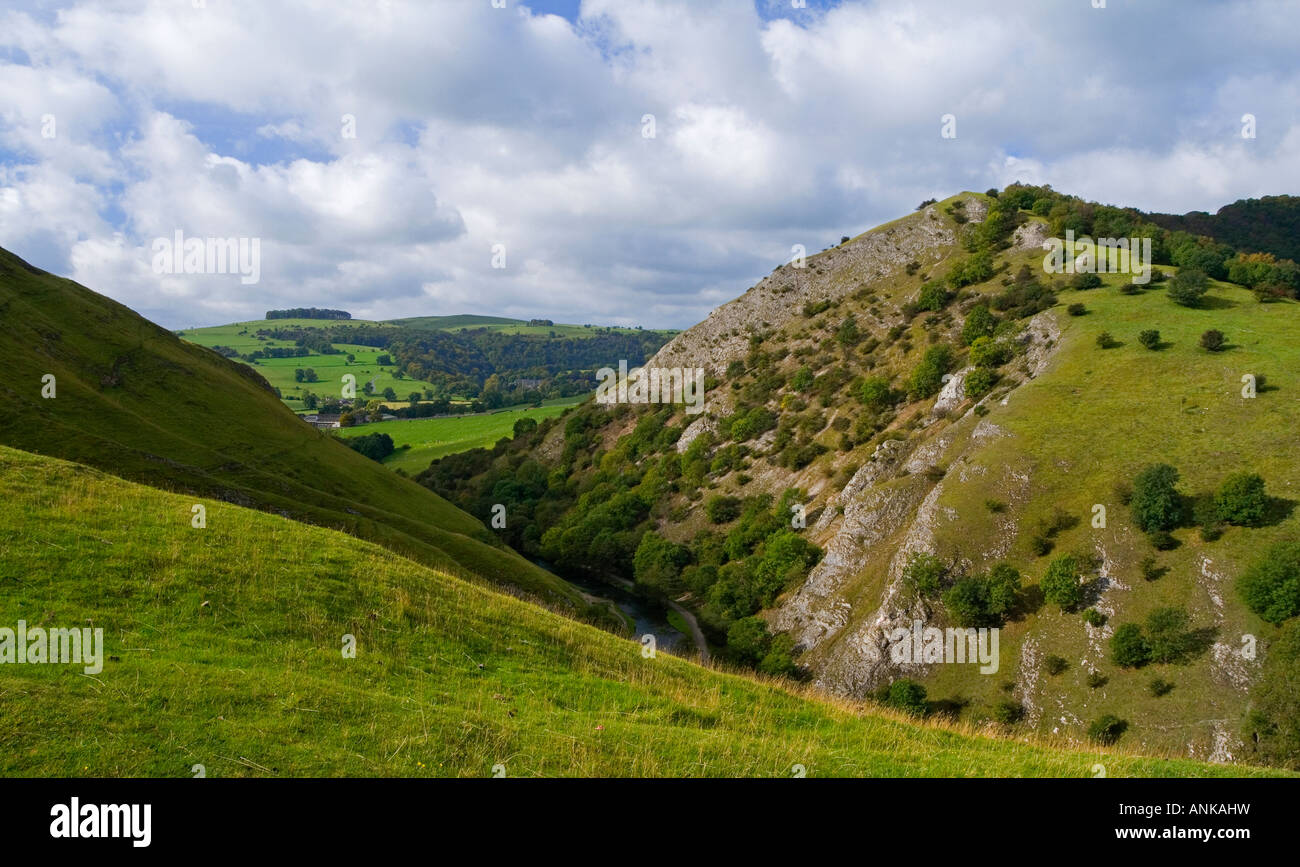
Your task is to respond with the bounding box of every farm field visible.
[345,396,584,472]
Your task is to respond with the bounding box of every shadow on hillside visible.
[1261,496,1298,527]
[1199,295,1239,310]
[928,696,969,721]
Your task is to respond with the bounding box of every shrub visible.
[964,367,997,399]
[942,563,1021,628]
[705,495,743,524]
[968,336,1010,368]
[881,679,929,717]
[1083,608,1107,628]
[1215,472,1268,526]
[1149,677,1175,697]
[1087,714,1128,745]
[917,281,952,312]
[1200,329,1226,352]
[961,304,997,345]
[1087,671,1108,689]
[1130,463,1182,533]
[1147,529,1178,550]
[1071,272,1103,290]
[1139,556,1162,582]
[1044,654,1068,676]
[908,344,954,399]
[1111,623,1152,668]
[1168,268,1210,307]
[902,552,947,599]
[1238,541,1300,624]
[992,699,1024,725]
[1095,331,1118,349]
[1138,329,1161,350]
[859,376,894,410]
[984,499,1006,513]
[1040,553,1085,610]
[1145,606,1197,664]
[1067,303,1087,316]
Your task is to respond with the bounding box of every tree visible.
[1215,472,1268,526]
[633,532,691,596]
[407,392,422,406]
[860,376,893,410]
[942,563,1021,627]
[909,344,954,399]
[1168,268,1209,307]
[705,495,743,524]
[964,367,997,399]
[917,281,951,312]
[1130,464,1182,532]
[882,679,929,717]
[1041,553,1085,610]
[968,336,1009,368]
[1138,329,1161,350]
[1200,329,1226,352]
[294,368,306,382]
[1244,619,1300,769]
[382,387,397,401]
[726,616,771,665]
[1145,606,1197,664]
[902,552,947,599]
[1239,541,1300,624]
[961,304,997,344]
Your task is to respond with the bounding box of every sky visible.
[1,0,1298,330]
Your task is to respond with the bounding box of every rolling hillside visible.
[422,187,1300,767]
[0,444,1277,778]
[0,246,587,611]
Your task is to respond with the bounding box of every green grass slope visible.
[0,445,1278,778]
[0,247,583,610]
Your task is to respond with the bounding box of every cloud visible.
[0,0,1298,329]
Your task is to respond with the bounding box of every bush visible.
[961,304,997,345]
[1138,329,1161,350]
[705,495,743,524]
[1140,556,1163,582]
[1041,553,1085,610]
[1096,331,1118,349]
[1200,329,1226,352]
[1067,303,1087,316]
[1110,623,1152,668]
[942,563,1021,628]
[1087,671,1108,689]
[1215,472,1268,526]
[1087,714,1128,745]
[1071,272,1103,290]
[1044,655,1068,676]
[902,552,947,599]
[917,281,952,312]
[992,699,1024,725]
[1083,608,1107,628]
[1168,268,1210,307]
[1149,677,1175,697]
[908,344,954,399]
[1239,541,1300,624]
[881,679,929,717]
[1145,606,1197,664]
[964,367,997,399]
[859,376,894,410]
[968,336,1010,368]
[1130,463,1182,533]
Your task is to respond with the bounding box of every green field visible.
[1,444,1278,778]
[178,319,441,408]
[344,397,584,473]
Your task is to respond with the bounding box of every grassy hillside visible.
[0,247,585,610]
[0,444,1277,778]
[343,397,583,473]
[420,189,1300,764]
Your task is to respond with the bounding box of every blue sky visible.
[1,0,1297,329]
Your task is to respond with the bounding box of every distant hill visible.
[385,314,525,329]
[1147,195,1300,262]
[1,443,1276,778]
[0,246,587,611]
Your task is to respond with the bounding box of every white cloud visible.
[0,0,1297,329]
